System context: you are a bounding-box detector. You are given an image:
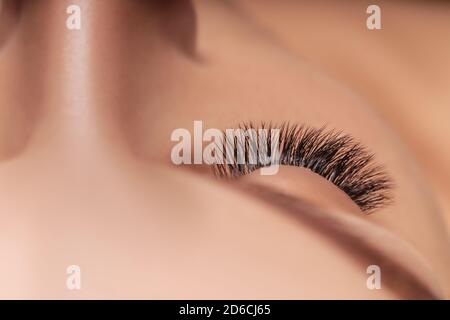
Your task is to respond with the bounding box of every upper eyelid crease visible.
[213,122,394,213]
[242,183,443,299]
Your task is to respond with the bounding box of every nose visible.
[0,0,197,161]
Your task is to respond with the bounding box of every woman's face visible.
[0,0,449,299]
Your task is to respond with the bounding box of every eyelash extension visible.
[213,122,394,213]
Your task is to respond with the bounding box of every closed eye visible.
[213,122,394,213]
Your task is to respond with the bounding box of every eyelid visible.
[237,180,445,299]
[187,163,443,298]
[213,122,394,213]
[245,166,363,215]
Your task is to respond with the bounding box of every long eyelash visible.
[213,122,393,213]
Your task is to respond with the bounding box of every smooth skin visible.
[0,0,448,299]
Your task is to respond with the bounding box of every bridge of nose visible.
[0,0,193,161]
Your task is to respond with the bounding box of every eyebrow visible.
[240,181,445,299]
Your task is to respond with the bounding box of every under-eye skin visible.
[213,122,394,213]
